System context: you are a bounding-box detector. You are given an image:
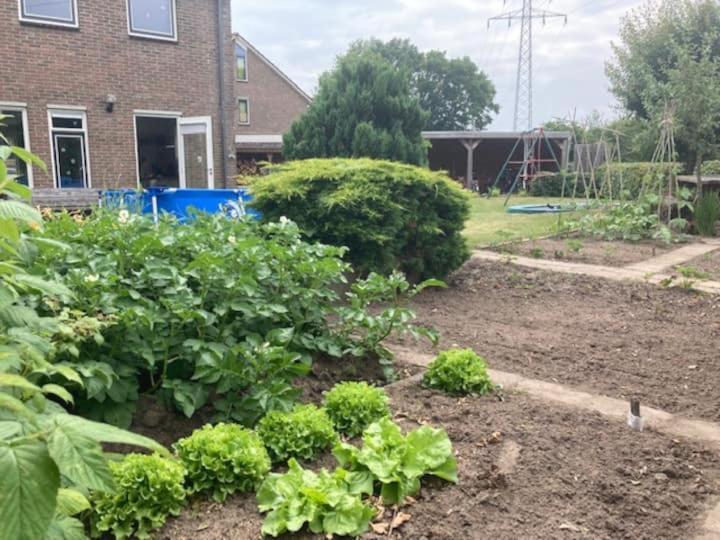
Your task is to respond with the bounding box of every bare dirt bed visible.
[402,259,720,422]
[675,249,720,282]
[160,383,720,540]
[490,237,673,267]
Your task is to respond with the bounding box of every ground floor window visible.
[0,106,32,186]
[135,115,180,188]
[49,108,90,188]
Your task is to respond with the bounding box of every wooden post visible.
[461,139,481,190]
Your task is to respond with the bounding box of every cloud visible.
[232,0,645,130]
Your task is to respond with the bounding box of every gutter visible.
[217,0,229,188]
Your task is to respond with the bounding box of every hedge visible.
[250,158,471,280]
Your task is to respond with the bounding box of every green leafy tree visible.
[607,0,720,191]
[351,38,498,131]
[283,49,428,165]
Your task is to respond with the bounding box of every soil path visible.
[472,242,720,294]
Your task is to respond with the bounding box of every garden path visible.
[472,239,720,294]
[389,345,720,540]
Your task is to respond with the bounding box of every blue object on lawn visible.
[507,204,580,215]
[101,189,152,213]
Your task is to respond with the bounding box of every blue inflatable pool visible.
[507,204,579,215]
[101,188,259,221]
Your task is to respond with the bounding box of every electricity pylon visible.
[489,1,567,131]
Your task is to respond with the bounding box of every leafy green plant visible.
[333,418,458,504]
[695,193,720,236]
[0,134,167,540]
[677,265,709,281]
[529,247,544,259]
[256,458,374,538]
[91,453,186,540]
[257,404,337,463]
[250,158,471,280]
[566,239,584,253]
[423,349,493,396]
[330,271,441,380]
[323,382,390,437]
[174,423,271,502]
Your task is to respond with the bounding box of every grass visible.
[463,196,584,248]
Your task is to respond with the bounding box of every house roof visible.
[233,34,313,104]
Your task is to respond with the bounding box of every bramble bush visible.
[423,349,493,396]
[91,453,186,540]
[174,423,271,502]
[250,158,471,280]
[323,382,390,437]
[257,404,337,463]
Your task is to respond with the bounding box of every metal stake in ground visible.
[628,398,644,432]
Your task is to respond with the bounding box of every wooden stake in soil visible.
[628,398,644,432]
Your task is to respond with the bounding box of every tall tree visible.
[350,39,498,131]
[283,50,428,165]
[606,0,720,191]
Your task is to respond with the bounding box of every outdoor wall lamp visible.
[104,94,117,113]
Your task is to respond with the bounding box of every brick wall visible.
[0,0,235,189]
[234,42,311,136]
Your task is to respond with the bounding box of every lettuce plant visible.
[174,423,271,502]
[257,404,337,463]
[91,453,186,540]
[333,418,458,504]
[323,382,390,437]
[423,349,493,396]
[256,458,374,538]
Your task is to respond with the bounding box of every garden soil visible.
[489,237,673,267]
[160,384,720,539]
[676,250,720,282]
[401,258,720,422]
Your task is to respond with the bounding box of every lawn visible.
[463,195,583,248]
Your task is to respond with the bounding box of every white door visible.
[178,116,214,188]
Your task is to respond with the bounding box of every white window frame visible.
[0,102,34,188]
[235,44,249,82]
[238,98,250,126]
[126,0,178,42]
[132,110,182,189]
[47,107,92,189]
[18,0,79,29]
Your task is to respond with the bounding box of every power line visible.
[488,0,568,131]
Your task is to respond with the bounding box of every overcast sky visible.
[231,0,645,130]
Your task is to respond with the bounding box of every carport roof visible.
[422,130,572,140]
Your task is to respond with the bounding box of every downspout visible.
[217,0,229,188]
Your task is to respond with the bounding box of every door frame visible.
[47,107,91,189]
[177,116,214,189]
[53,133,88,189]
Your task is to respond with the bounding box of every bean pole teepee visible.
[644,103,683,225]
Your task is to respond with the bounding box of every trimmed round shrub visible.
[92,453,186,540]
[174,423,271,502]
[250,158,471,280]
[423,349,493,396]
[257,404,337,463]
[323,382,391,437]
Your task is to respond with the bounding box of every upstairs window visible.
[238,99,250,125]
[19,0,78,28]
[127,0,177,41]
[235,44,248,81]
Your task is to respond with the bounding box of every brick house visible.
[232,34,311,169]
[0,0,235,196]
